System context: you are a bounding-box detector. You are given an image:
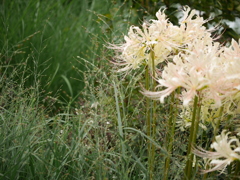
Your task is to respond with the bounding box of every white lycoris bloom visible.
[199,39,240,108]
[223,39,240,62]
[144,36,240,107]
[194,130,240,174]
[144,39,222,105]
[221,39,240,94]
[110,7,212,72]
[141,6,223,105]
[110,8,172,72]
[179,6,213,46]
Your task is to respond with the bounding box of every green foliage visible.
[0,46,140,180]
[1,0,240,179]
[2,0,238,107]
[0,0,138,106]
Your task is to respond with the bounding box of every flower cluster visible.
[110,6,213,72]
[194,130,240,173]
[148,38,240,107]
[133,6,240,107]
[110,5,240,177]
[150,37,240,135]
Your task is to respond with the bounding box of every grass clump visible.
[0,1,153,179]
[1,0,240,179]
[0,0,138,106]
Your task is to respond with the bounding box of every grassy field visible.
[0,0,139,106]
[0,0,239,179]
[0,0,154,179]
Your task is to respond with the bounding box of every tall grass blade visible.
[61,75,73,98]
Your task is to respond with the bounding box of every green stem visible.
[187,98,201,178]
[149,47,157,179]
[184,96,201,180]
[213,106,224,138]
[163,92,177,180]
[145,66,152,179]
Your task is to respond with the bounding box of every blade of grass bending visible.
[113,81,124,139]
[128,146,148,173]
[113,81,126,172]
[47,63,59,87]
[61,75,73,98]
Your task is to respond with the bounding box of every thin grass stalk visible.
[184,96,200,180]
[163,92,177,179]
[113,81,126,177]
[113,81,125,147]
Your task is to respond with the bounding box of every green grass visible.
[0,0,139,107]
[0,43,157,180]
[0,1,155,179]
[1,0,238,179]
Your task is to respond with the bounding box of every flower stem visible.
[213,106,224,138]
[163,92,177,180]
[184,96,201,179]
[149,47,157,179]
[145,65,152,179]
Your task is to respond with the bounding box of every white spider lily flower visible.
[194,130,240,174]
[220,39,240,97]
[110,7,210,72]
[110,6,217,73]
[222,39,240,61]
[179,6,213,44]
[144,39,221,105]
[109,9,172,72]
